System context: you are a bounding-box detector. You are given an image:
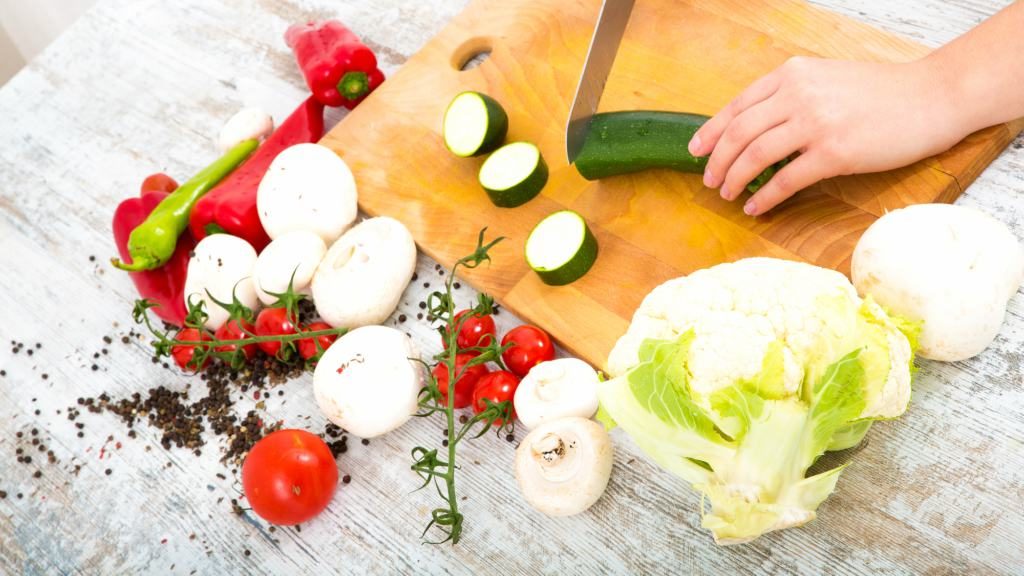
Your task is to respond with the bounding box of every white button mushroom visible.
[513,358,600,430]
[852,203,1024,362]
[252,230,327,305]
[217,107,274,152]
[257,143,358,245]
[313,325,423,438]
[311,217,417,328]
[183,234,259,331]
[515,417,613,517]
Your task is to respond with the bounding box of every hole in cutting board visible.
[452,37,493,71]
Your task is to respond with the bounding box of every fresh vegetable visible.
[241,429,338,526]
[432,353,490,409]
[112,180,192,326]
[513,358,599,430]
[501,325,555,377]
[190,97,325,252]
[182,234,259,331]
[472,370,520,425]
[852,203,1024,362]
[312,217,417,328]
[111,139,258,271]
[478,142,548,208]
[297,321,338,361]
[256,143,358,245]
[253,230,327,305]
[214,319,258,360]
[443,91,509,157]
[218,107,274,152]
[574,111,783,189]
[170,327,212,371]
[254,307,298,358]
[525,210,598,286]
[444,309,496,351]
[140,173,178,194]
[514,417,613,516]
[285,20,385,109]
[410,230,512,545]
[313,325,423,438]
[600,257,917,544]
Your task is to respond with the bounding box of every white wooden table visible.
[1,0,1022,573]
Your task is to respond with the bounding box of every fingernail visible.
[719,186,729,200]
[744,200,757,216]
[703,169,714,188]
[688,134,702,156]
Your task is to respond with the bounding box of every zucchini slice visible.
[443,91,509,157]
[574,111,783,191]
[525,210,598,286]
[479,142,548,208]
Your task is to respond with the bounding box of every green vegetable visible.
[478,142,548,208]
[574,111,784,189]
[525,210,599,285]
[112,139,258,271]
[443,91,509,157]
[598,257,917,544]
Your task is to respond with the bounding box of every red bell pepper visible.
[285,20,385,109]
[112,175,192,326]
[188,97,325,252]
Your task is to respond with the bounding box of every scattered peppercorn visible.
[342,475,351,484]
[361,438,369,446]
[105,469,112,476]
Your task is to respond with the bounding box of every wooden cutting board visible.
[321,0,1024,370]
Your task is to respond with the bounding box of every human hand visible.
[688,56,963,215]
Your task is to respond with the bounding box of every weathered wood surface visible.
[0,0,1021,574]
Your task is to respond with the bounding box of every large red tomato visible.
[241,429,338,525]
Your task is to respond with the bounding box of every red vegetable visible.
[189,97,325,252]
[112,175,192,326]
[444,310,496,353]
[472,370,520,426]
[433,353,490,409]
[297,321,338,360]
[254,307,297,357]
[501,325,555,377]
[241,429,338,526]
[285,20,385,109]
[214,319,258,360]
[171,327,211,371]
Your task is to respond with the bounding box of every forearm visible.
[926,1,1024,134]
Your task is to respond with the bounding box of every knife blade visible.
[565,0,636,164]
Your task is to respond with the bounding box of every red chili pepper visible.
[285,20,385,109]
[112,174,192,326]
[188,97,325,252]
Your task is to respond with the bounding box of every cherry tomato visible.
[500,325,555,377]
[472,370,520,425]
[241,429,338,526]
[170,327,211,371]
[254,307,297,357]
[214,318,258,360]
[297,321,338,360]
[432,353,490,409]
[140,173,178,194]
[444,310,496,352]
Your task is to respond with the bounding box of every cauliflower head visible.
[599,258,917,545]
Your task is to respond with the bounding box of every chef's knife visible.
[565,0,636,164]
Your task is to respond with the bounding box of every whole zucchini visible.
[574,111,783,191]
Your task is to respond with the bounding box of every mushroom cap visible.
[311,217,417,329]
[852,203,1024,361]
[218,107,273,152]
[183,234,259,331]
[514,417,613,517]
[312,325,423,439]
[513,358,600,430]
[253,230,327,305]
[256,143,358,244]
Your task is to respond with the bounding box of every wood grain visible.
[320,0,1022,372]
[0,0,1022,574]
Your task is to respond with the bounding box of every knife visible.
[565,0,636,164]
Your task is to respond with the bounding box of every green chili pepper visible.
[112,139,259,272]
